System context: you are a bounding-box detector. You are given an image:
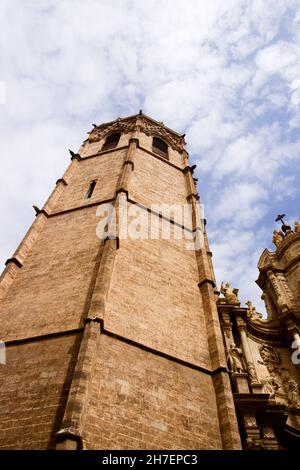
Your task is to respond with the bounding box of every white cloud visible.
[1,0,300,313]
[212,182,268,225]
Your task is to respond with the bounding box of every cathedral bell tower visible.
[0,113,241,450]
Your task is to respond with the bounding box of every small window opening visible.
[152,137,168,158]
[85,180,97,199]
[102,132,121,151]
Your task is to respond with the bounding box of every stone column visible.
[237,318,262,392]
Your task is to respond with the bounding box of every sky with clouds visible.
[1,0,300,313]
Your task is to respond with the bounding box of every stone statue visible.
[272,230,284,248]
[294,221,300,234]
[261,374,281,399]
[227,343,245,373]
[245,300,263,320]
[286,378,300,407]
[220,282,239,305]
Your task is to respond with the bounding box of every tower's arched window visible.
[152,137,168,158]
[101,132,121,151]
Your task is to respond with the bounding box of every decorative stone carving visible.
[257,345,295,402]
[227,343,246,373]
[139,117,184,151]
[88,117,137,143]
[282,374,300,408]
[220,282,239,305]
[221,313,233,340]
[294,221,300,234]
[267,271,291,313]
[272,230,285,248]
[262,426,276,439]
[261,374,281,399]
[244,415,257,429]
[245,300,263,320]
[87,115,184,152]
[258,344,281,368]
[245,438,265,450]
[247,363,259,384]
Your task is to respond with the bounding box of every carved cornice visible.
[5,257,23,268]
[257,248,274,271]
[87,113,185,152]
[217,303,283,344]
[88,116,137,143]
[198,278,216,289]
[247,321,283,346]
[257,233,300,289]
[275,232,300,258]
[56,178,68,186]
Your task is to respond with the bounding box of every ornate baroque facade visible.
[0,113,299,449]
[218,219,300,449]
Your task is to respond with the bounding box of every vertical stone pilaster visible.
[182,155,241,449]
[87,238,118,321]
[237,318,261,391]
[0,262,20,301]
[212,371,242,449]
[220,312,234,350]
[117,136,139,196]
[43,154,80,214]
[0,212,48,300]
[56,320,101,450]
[0,154,81,302]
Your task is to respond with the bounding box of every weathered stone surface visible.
[0,113,241,449]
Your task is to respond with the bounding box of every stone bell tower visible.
[0,112,241,450]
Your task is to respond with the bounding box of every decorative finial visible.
[139,109,142,115]
[275,213,286,224]
[272,229,284,248]
[275,213,291,234]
